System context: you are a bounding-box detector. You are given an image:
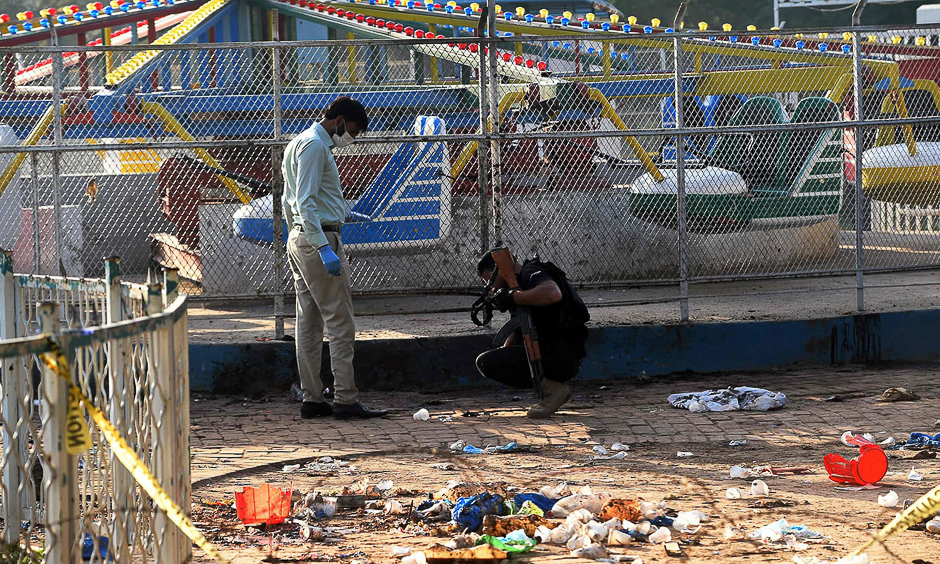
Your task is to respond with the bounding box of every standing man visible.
[284,96,388,420]
[474,251,590,418]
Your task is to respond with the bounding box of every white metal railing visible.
[0,249,190,563]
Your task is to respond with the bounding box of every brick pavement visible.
[190,363,940,483]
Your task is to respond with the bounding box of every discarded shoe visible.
[878,387,920,402]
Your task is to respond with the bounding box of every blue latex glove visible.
[318,245,342,276]
[344,211,372,223]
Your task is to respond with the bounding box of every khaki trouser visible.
[286,227,359,405]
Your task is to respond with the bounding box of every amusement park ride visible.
[0,0,938,282]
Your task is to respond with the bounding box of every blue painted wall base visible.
[189,309,940,394]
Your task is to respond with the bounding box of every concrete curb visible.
[189,308,940,394]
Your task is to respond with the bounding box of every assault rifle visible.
[490,247,545,397]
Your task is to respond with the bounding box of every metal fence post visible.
[146,283,163,315]
[852,0,868,312]
[673,4,690,322]
[271,19,286,340]
[50,26,66,278]
[39,302,80,563]
[163,267,179,307]
[476,13,491,254]
[174,303,192,564]
[29,153,40,273]
[1,249,25,544]
[104,256,133,562]
[486,0,503,245]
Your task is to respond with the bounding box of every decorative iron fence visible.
[0,252,190,563]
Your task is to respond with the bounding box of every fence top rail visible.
[0,295,186,356]
[14,274,108,295]
[60,295,187,348]
[0,332,55,358]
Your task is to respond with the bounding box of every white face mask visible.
[331,131,355,148]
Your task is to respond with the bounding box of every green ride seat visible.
[775,97,842,192]
[709,96,789,189]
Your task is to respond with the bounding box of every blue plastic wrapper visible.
[463,442,518,454]
[512,493,556,514]
[452,493,505,532]
[82,534,110,561]
[887,432,940,450]
[649,516,674,528]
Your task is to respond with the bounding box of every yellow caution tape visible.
[849,482,940,556]
[40,344,231,564]
[65,384,92,455]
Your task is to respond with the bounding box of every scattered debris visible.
[598,499,643,522]
[878,387,920,402]
[235,484,292,525]
[664,541,684,557]
[282,464,300,473]
[591,451,627,461]
[668,387,788,412]
[877,491,899,508]
[729,440,748,447]
[610,443,630,451]
[462,442,518,454]
[825,433,888,486]
[747,499,797,509]
[750,480,770,497]
[677,451,694,458]
[908,467,924,481]
[927,516,940,534]
[887,432,940,451]
[413,408,430,421]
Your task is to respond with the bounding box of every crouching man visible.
[474,250,590,418]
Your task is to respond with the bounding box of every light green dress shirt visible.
[282,123,345,249]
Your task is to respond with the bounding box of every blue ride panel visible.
[232,115,451,254]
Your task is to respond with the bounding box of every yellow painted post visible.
[429,23,439,82]
[515,40,523,57]
[347,32,358,84]
[894,90,918,156]
[694,52,702,74]
[103,27,113,73]
[588,87,663,181]
[602,41,611,78]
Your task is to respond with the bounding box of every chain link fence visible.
[0,13,939,321]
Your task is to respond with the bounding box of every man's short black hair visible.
[476,250,496,277]
[325,96,369,131]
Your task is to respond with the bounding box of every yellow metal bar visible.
[515,42,523,57]
[602,42,611,78]
[451,91,526,179]
[693,52,702,74]
[429,23,439,83]
[587,87,663,182]
[103,28,113,73]
[700,65,848,97]
[141,101,252,204]
[106,0,231,86]
[894,90,918,156]
[346,32,358,83]
[0,104,59,197]
[825,72,853,105]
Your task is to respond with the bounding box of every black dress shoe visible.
[333,402,388,419]
[301,401,333,419]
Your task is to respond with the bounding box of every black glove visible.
[491,288,517,313]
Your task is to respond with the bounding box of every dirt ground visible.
[187,365,940,564]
